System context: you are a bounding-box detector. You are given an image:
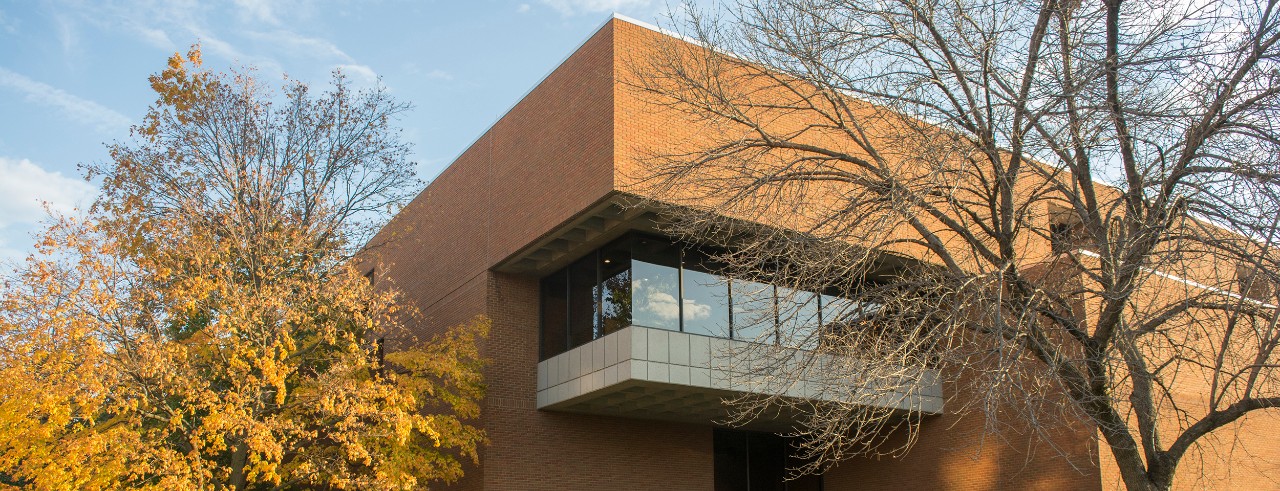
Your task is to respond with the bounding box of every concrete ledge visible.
[536,326,943,426]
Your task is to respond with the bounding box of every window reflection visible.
[682,250,731,338]
[778,287,820,350]
[632,237,681,331]
[732,279,776,344]
[536,232,869,360]
[599,240,632,336]
[632,260,680,331]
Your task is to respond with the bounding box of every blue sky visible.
[0,0,694,264]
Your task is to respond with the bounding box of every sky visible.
[0,0,698,265]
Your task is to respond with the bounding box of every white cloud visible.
[635,289,713,321]
[0,157,96,265]
[189,26,245,59]
[334,64,378,86]
[402,62,453,81]
[683,298,711,320]
[540,0,654,16]
[517,3,532,13]
[234,0,279,24]
[0,67,131,133]
[54,13,77,54]
[640,291,681,320]
[185,27,287,76]
[0,9,18,34]
[247,29,351,61]
[133,25,175,50]
[424,69,453,81]
[0,158,95,230]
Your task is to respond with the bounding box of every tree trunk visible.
[229,438,247,491]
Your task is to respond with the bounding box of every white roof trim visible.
[1075,249,1276,309]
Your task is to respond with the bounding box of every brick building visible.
[365,15,1278,491]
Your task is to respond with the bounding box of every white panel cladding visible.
[535,325,945,419]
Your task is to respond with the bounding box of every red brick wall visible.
[821,385,1101,490]
[369,19,718,490]
[369,16,1130,491]
[481,272,714,490]
[611,18,1105,491]
[367,17,617,342]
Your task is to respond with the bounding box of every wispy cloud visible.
[132,25,175,50]
[186,25,243,58]
[0,156,96,265]
[247,29,350,60]
[0,9,19,34]
[63,0,201,52]
[53,12,77,54]
[540,0,654,16]
[402,63,453,82]
[233,0,279,24]
[0,67,131,133]
[334,63,378,86]
[185,26,286,75]
[0,157,95,229]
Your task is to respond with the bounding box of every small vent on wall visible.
[1236,263,1273,301]
[1049,205,1088,255]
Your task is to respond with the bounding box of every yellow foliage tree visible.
[0,47,486,490]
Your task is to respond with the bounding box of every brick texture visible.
[367,16,1279,491]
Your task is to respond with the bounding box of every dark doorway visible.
[713,428,822,491]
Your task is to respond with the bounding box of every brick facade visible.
[366,15,1278,491]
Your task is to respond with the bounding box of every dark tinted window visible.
[540,272,568,359]
[538,232,865,360]
[778,287,820,350]
[715,428,819,491]
[567,254,598,348]
[714,429,751,491]
[747,432,786,491]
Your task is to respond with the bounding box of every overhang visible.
[536,325,943,430]
[493,194,666,276]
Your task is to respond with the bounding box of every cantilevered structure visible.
[365,15,1279,491]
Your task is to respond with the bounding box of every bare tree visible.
[626,1,1280,490]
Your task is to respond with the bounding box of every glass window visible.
[820,294,883,346]
[567,255,597,348]
[540,271,568,359]
[820,293,856,327]
[681,249,731,338]
[715,429,806,491]
[732,279,776,344]
[747,432,786,491]
[714,429,751,491]
[538,232,867,358]
[599,239,632,337]
[778,287,821,350]
[632,236,682,331]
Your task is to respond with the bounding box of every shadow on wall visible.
[817,383,1101,491]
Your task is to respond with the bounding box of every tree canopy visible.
[0,48,486,490]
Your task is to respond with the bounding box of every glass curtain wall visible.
[539,233,872,360]
[681,248,732,338]
[632,236,682,331]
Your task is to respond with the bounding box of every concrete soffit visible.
[492,193,669,276]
